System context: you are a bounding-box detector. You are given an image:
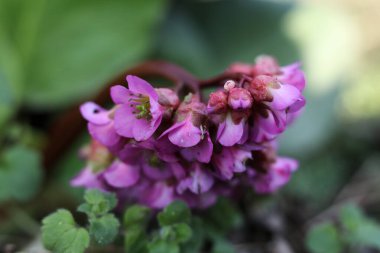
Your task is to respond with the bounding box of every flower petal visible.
[114,105,135,138]
[80,102,110,125]
[167,119,202,147]
[110,85,132,104]
[279,62,306,91]
[126,75,158,100]
[71,167,105,189]
[217,113,245,147]
[180,133,213,163]
[268,84,301,110]
[103,161,140,188]
[88,122,120,147]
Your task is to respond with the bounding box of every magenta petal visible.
[188,164,214,194]
[114,105,135,138]
[217,114,245,147]
[180,134,213,163]
[88,122,120,147]
[167,119,202,147]
[71,167,104,189]
[111,85,132,104]
[268,84,301,110]
[132,115,162,141]
[279,62,306,91]
[103,161,140,188]
[126,75,158,100]
[80,102,110,125]
[142,182,175,209]
[142,162,172,180]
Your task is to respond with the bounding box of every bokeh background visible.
[1,0,380,252]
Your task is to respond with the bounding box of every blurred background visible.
[1,0,380,252]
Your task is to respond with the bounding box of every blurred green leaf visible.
[340,204,380,249]
[157,201,191,226]
[125,225,148,253]
[156,0,297,78]
[205,198,242,233]
[0,145,42,202]
[1,0,167,108]
[124,204,151,227]
[306,222,343,253]
[89,213,120,245]
[77,188,117,217]
[148,240,179,253]
[42,209,90,253]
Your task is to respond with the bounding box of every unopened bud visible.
[207,90,228,114]
[156,88,180,107]
[228,88,253,110]
[252,55,280,76]
[248,75,277,102]
[224,80,236,91]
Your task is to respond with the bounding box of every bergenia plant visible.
[42,55,306,252]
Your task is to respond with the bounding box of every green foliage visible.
[41,189,119,252]
[339,204,380,249]
[157,201,191,226]
[306,203,380,253]
[0,145,42,202]
[124,201,194,253]
[124,204,151,227]
[41,209,90,253]
[78,188,117,217]
[0,0,167,109]
[89,214,120,246]
[306,222,343,253]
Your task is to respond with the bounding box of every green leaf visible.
[205,198,242,234]
[0,145,42,202]
[170,223,192,243]
[340,204,380,249]
[211,236,235,253]
[157,201,191,226]
[78,189,117,216]
[0,0,168,108]
[306,222,343,253]
[41,209,90,253]
[125,225,148,253]
[124,204,151,227]
[160,223,192,243]
[339,203,365,232]
[148,240,179,253]
[89,213,120,245]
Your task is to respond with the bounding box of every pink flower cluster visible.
[71,56,306,209]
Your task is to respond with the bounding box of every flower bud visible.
[156,88,180,107]
[228,63,253,75]
[228,88,253,110]
[224,80,236,91]
[248,75,274,102]
[207,90,228,114]
[252,55,280,76]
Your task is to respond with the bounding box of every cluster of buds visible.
[72,55,306,209]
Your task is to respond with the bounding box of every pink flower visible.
[212,146,252,180]
[160,95,207,147]
[177,163,214,194]
[111,75,164,141]
[80,102,120,147]
[250,157,298,193]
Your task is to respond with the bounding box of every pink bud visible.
[248,75,275,102]
[252,55,280,76]
[156,88,180,107]
[228,63,253,75]
[228,88,253,110]
[207,90,228,114]
[224,80,236,91]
